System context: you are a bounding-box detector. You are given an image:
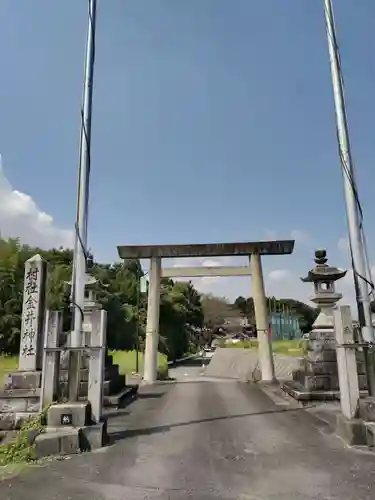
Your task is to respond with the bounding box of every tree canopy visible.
[233,295,319,333]
[200,293,318,335]
[0,237,204,360]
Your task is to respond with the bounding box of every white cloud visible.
[263,228,311,247]
[201,258,221,267]
[0,158,73,249]
[167,256,242,294]
[267,269,291,281]
[263,229,278,240]
[290,229,311,246]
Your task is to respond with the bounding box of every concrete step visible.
[47,402,92,427]
[292,372,367,392]
[3,371,42,390]
[0,389,41,413]
[60,353,114,371]
[103,385,138,408]
[0,388,40,398]
[59,374,126,399]
[364,422,375,448]
[0,411,37,431]
[360,397,375,422]
[59,364,120,383]
[282,380,339,402]
[35,428,80,458]
[34,420,108,458]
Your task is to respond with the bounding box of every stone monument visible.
[0,254,47,430]
[282,249,367,400]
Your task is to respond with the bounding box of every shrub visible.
[0,406,49,466]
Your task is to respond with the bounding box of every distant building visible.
[223,316,249,328]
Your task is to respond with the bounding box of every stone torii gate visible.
[117,240,295,384]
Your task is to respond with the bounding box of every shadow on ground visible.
[110,405,319,442]
[137,392,165,400]
[169,356,209,368]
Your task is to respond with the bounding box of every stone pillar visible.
[250,253,275,381]
[19,254,47,371]
[0,255,47,430]
[40,311,63,409]
[143,257,161,384]
[88,309,107,423]
[334,306,360,420]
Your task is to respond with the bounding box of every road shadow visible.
[169,357,208,368]
[110,406,309,442]
[104,408,131,419]
[137,392,165,400]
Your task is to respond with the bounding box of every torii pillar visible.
[250,253,275,381]
[143,257,161,383]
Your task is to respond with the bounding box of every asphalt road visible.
[1,361,375,499]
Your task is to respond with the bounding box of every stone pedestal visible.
[283,249,367,401]
[0,255,47,430]
[34,401,108,457]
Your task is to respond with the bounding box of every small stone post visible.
[40,311,63,409]
[19,254,47,371]
[334,305,360,420]
[88,309,107,423]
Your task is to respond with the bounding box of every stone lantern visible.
[283,249,367,400]
[59,273,126,401]
[59,274,99,373]
[301,248,346,334]
[83,274,101,309]
[63,273,103,343]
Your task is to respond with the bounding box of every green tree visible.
[159,280,203,360]
[0,236,204,359]
[201,294,238,329]
[233,295,319,334]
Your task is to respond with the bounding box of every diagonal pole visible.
[323,0,375,394]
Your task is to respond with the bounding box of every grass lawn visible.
[0,351,169,383]
[218,339,307,357]
[110,350,168,377]
[0,356,17,384]
[271,339,308,356]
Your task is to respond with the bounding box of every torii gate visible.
[117,240,294,383]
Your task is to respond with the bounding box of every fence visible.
[269,312,301,340]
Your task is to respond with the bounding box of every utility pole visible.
[323,0,375,393]
[69,0,97,400]
[136,272,140,374]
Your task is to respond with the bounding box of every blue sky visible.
[0,0,374,305]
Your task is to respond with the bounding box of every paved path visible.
[203,347,301,381]
[1,365,375,499]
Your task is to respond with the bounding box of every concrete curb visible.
[104,385,138,409]
[167,354,198,367]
